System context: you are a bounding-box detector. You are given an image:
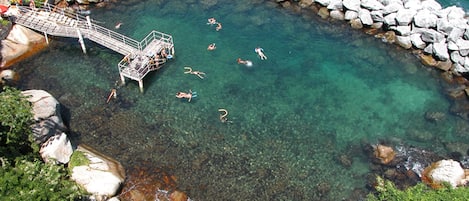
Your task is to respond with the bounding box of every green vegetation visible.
[0,158,85,200]
[0,86,36,158]
[68,150,90,170]
[367,176,469,201]
[0,87,86,200]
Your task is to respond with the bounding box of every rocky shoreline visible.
[2,0,469,200]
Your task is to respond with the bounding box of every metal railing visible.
[11,3,173,55]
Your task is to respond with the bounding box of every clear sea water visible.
[12,0,469,200]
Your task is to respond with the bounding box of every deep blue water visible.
[13,0,469,200]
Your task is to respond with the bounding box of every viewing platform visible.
[7,3,174,92]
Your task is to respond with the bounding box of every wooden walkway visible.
[8,3,174,92]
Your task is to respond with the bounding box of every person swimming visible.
[207,43,216,51]
[176,90,197,102]
[237,58,253,67]
[255,47,267,60]
[207,17,217,25]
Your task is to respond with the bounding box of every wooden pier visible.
[7,3,174,92]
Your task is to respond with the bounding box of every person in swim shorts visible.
[255,47,267,60]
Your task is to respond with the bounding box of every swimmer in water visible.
[237,58,253,67]
[255,47,267,60]
[115,22,123,29]
[207,43,216,51]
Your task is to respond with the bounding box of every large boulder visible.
[22,90,68,144]
[70,144,126,201]
[39,132,73,164]
[0,24,47,68]
[422,159,468,188]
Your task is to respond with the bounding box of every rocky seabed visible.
[285,0,469,74]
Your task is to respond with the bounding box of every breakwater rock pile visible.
[281,0,469,75]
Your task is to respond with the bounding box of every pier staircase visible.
[7,3,174,92]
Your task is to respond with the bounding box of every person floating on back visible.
[255,47,267,60]
[176,89,197,102]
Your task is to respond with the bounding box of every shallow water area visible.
[13,0,469,200]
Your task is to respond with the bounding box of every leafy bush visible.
[0,86,36,159]
[68,151,90,170]
[367,176,469,201]
[0,87,87,200]
[0,158,85,200]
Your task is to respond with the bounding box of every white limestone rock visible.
[450,51,464,65]
[421,0,442,11]
[39,133,73,164]
[390,25,412,36]
[410,33,426,49]
[395,8,417,26]
[370,10,384,22]
[416,28,446,43]
[315,0,331,7]
[359,8,374,26]
[395,35,412,49]
[361,0,384,11]
[447,27,465,43]
[447,40,459,51]
[383,13,398,26]
[403,0,422,10]
[343,0,361,11]
[382,2,404,15]
[432,40,450,61]
[454,63,469,73]
[344,10,359,20]
[327,0,343,10]
[456,38,469,50]
[413,9,438,28]
[330,10,345,20]
[424,159,467,188]
[21,90,59,121]
[71,145,126,200]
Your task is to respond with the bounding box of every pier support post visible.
[138,80,144,93]
[120,74,125,85]
[76,29,86,54]
[86,16,92,29]
[43,32,49,44]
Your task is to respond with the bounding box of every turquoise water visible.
[13,0,469,200]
